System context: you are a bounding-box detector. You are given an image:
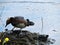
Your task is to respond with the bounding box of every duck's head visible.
[5,17,14,27]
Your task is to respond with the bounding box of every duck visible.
[5,16,34,31]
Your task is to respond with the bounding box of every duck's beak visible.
[5,24,7,27]
[5,18,11,27]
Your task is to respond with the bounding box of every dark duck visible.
[5,16,34,31]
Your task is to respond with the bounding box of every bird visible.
[5,16,34,33]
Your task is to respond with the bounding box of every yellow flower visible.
[2,37,10,45]
[0,39,1,42]
[4,37,9,42]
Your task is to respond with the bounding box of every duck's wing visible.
[14,16,24,20]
